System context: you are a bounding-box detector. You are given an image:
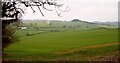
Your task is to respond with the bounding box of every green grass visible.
[23,21,98,28]
[4,29,118,61]
[3,20,119,61]
[4,43,118,61]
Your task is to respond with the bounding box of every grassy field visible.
[3,27,119,61]
[23,21,98,28]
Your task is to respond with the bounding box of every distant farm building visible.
[18,26,27,29]
[45,20,51,24]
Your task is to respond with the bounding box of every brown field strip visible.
[53,42,119,54]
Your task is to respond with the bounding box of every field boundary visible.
[53,42,118,54]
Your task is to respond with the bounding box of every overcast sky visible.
[21,0,119,22]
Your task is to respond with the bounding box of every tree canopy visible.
[71,19,81,22]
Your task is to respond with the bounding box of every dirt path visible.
[53,42,118,54]
[82,42,118,49]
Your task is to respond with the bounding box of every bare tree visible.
[1,0,69,51]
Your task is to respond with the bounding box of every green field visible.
[3,21,119,61]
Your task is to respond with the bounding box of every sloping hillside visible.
[22,20,99,28]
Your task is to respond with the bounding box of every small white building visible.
[18,26,27,30]
[46,20,51,25]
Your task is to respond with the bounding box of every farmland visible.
[3,20,119,61]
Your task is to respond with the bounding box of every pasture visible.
[3,21,119,61]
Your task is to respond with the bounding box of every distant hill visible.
[93,21,118,27]
[21,19,48,22]
[22,19,118,29]
[50,21,98,28]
